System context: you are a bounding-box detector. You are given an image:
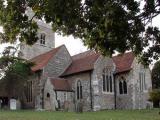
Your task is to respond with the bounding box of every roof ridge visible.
[62,51,100,76]
[72,50,93,56]
[112,51,135,73]
[50,77,66,80]
[73,53,100,61]
[72,50,99,60]
[112,51,134,58]
[30,45,64,61]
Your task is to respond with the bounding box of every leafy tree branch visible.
[0,0,160,65]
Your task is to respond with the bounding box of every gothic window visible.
[102,68,113,93]
[77,80,82,100]
[139,72,146,92]
[103,75,106,91]
[110,76,113,92]
[40,33,46,45]
[25,81,33,102]
[119,81,123,94]
[119,77,127,94]
[123,81,127,94]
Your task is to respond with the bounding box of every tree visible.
[0,0,160,65]
[149,89,160,108]
[0,46,33,99]
[151,61,160,107]
[152,61,160,89]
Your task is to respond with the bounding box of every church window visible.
[110,76,113,92]
[25,81,33,102]
[102,68,113,93]
[119,77,127,94]
[40,33,46,45]
[119,81,123,94]
[123,81,127,94]
[103,75,106,91]
[77,80,82,100]
[139,72,146,92]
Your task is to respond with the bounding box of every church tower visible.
[19,9,55,60]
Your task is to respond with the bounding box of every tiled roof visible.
[30,45,63,72]
[112,52,135,73]
[72,50,97,60]
[50,78,72,91]
[62,51,100,76]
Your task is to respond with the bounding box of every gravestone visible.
[10,99,17,110]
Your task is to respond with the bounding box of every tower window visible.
[47,93,50,98]
[40,33,46,45]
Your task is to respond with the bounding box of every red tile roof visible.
[112,52,135,73]
[30,45,63,72]
[62,51,100,76]
[50,78,72,91]
[72,50,97,60]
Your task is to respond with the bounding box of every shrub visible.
[149,89,160,107]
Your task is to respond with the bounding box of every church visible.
[18,20,153,111]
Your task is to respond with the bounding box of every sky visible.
[55,34,87,55]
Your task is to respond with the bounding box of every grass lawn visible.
[0,109,160,120]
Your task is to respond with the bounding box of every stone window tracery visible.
[102,68,113,93]
[139,71,146,92]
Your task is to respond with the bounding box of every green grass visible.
[0,109,159,120]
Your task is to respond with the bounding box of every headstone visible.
[0,99,2,109]
[76,101,83,113]
[10,99,17,110]
[16,100,21,109]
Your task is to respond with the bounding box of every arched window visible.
[40,33,46,45]
[123,81,127,94]
[139,71,146,92]
[25,81,33,102]
[110,76,113,92]
[119,77,127,94]
[102,68,113,93]
[77,81,82,100]
[119,81,123,94]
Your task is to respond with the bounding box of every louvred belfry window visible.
[40,33,46,45]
